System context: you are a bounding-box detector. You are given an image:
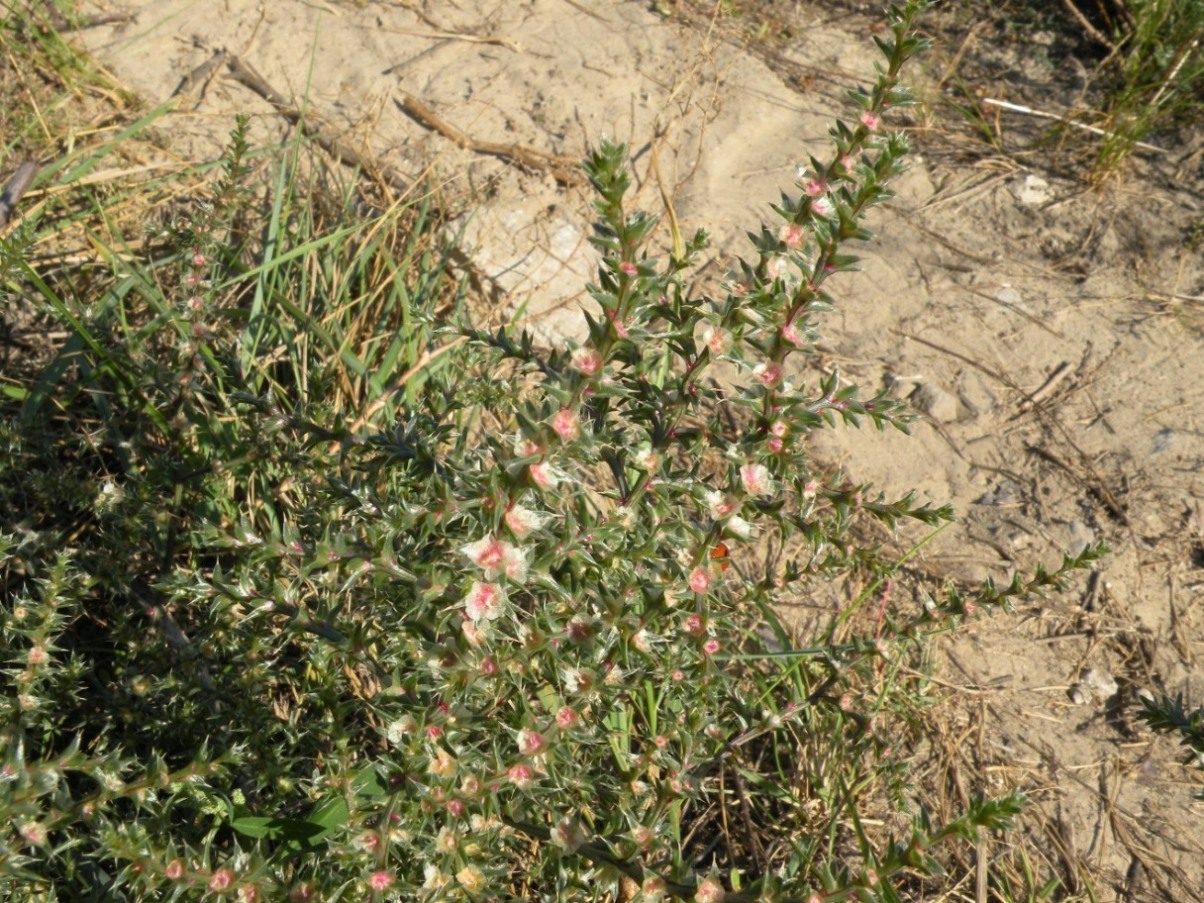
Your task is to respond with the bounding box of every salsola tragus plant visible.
[1,1,1102,899]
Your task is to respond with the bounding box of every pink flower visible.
[741,463,774,496]
[803,178,828,197]
[517,729,546,756]
[566,615,593,642]
[683,613,706,636]
[706,490,736,519]
[165,859,185,881]
[765,255,789,282]
[504,503,548,539]
[428,749,457,777]
[643,877,668,901]
[556,706,579,729]
[779,222,805,248]
[619,260,638,277]
[461,536,506,571]
[209,868,236,892]
[811,195,834,218]
[514,435,543,457]
[461,619,487,646]
[754,362,783,387]
[703,327,730,356]
[529,461,565,491]
[461,537,528,582]
[562,665,593,693]
[508,763,535,788]
[767,437,784,454]
[689,567,711,594]
[781,320,806,347]
[634,445,661,472]
[456,866,485,893]
[570,346,602,376]
[860,110,881,130]
[703,638,721,655]
[696,876,726,903]
[369,871,393,892]
[192,252,206,267]
[632,628,656,653]
[551,816,587,853]
[463,581,506,622]
[551,407,580,441]
[770,420,789,437]
[607,308,631,339]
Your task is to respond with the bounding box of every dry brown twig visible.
[1060,0,1118,51]
[376,26,522,53]
[172,48,229,99]
[223,55,418,195]
[396,93,581,186]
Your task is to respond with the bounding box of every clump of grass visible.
[1090,0,1204,180]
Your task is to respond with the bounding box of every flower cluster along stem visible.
[753,24,925,432]
[576,4,931,548]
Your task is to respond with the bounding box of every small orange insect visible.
[710,541,731,572]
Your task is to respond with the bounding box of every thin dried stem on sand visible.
[396,92,581,185]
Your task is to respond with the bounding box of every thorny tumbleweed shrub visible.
[1,2,1102,899]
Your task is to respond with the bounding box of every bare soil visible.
[73,0,1204,898]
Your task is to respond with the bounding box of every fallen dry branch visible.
[1018,360,1072,413]
[172,48,228,99]
[377,26,522,53]
[396,92,581,185]
[1059,0,1117,52]
[224,55,414,195]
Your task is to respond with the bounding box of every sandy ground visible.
[76,0,1204,897]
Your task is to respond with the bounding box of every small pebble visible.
[910,383,960,423]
